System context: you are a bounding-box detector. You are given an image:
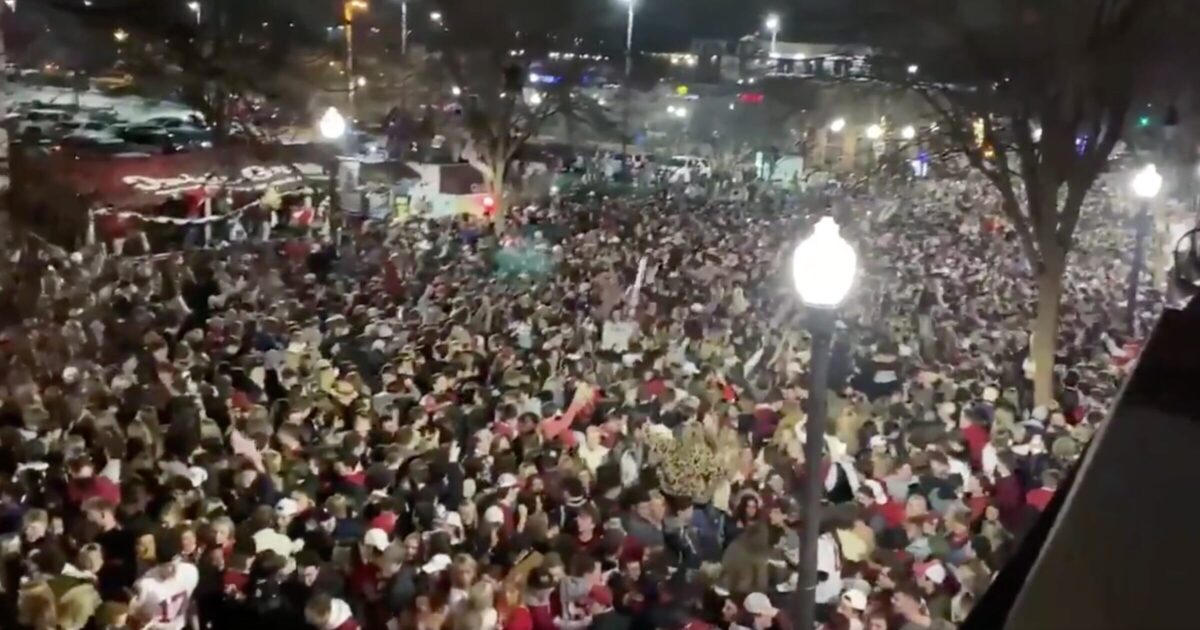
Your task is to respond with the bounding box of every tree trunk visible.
[1031,261,1065,407]
[490,160,508,234]
[0,18,8,193]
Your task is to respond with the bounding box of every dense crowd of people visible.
[0,175,1154,630]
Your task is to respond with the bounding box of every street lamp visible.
[400,0,408,55]
[1128,164,1163,333]
[187,1,201,24]
[907,64,919,75]
[765,14,780,56]
[430,11,442,23]
[829,117,846,133]
[791,216,857,630]
[319,106,347,140]
[113,28,129,43]
[619,0,637,161]
[865,123,883,140]
[901,125,916,140]
[342,0,368,116]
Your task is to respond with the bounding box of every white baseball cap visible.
[275,498,299,519]
[484,505,506,525]
[841,589,867,612]
[497,473,519,489]
[362,528,390,553]
[743,592,778,618]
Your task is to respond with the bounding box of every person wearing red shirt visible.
[960,412,990,468]
[499,581,535,630]
[1025,469,1062,512]
[857,479,905,529]
[66,456,121,507]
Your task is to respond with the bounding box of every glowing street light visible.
[791,215,857,630]
[187,1,201,24]
[907,64,919,75]
[765,14,781,55]
[829,117,846,133]
[528,91,544,106]
[430,11,443,23]
[342,0,369,115]
[865,124,883,140]
[451,86,462,97]
[1127,163,1163,333]
[113,28,129,43]
[1132,163,1163,200]
[793,216,856,308]
[318,106,347,140]
[901,125,916,140]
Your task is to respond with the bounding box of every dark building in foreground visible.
[965,298,1200,629]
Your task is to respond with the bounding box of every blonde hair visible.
[453,581,496,630]
[449,554,478,588]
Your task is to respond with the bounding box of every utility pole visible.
[401,0,408,56]
[621,0,635,165]
[344,0,368,117]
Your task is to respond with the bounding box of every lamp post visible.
[765,14,780,56]
[400,0,407,55]
[343,0,368,116]
[1129,163,1163,334]
[791,216,857,630]
[319,106,348,237]
[187,1,201,24]
[620,0,637,164]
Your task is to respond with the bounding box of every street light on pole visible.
[1128,163,1163,334]
[400,0,408,55]
[343,0,368,117]
[765,14,780,56]
[829,117,846,133]
[318,106,347,141]
[187,1,201,24]
[791,216,857,630]
[619,0,637,165]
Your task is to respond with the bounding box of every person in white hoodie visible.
[304,592,360,630]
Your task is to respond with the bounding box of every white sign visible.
[121,162,326,197]
[601,321,637,353]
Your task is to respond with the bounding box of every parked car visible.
[58,135,147,158]
[118,125,186,153]
[53,119,114,139]
[18,109,74,137]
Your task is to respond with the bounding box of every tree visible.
[806,0,1191,405]
[429,0,610,231]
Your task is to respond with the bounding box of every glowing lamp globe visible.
[792,217,857,308]
[1131,164,1162,199]
[319,107,347,140]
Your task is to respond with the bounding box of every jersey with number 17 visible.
[132,562,200,630]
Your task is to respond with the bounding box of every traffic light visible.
[1138,115,1151,127]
